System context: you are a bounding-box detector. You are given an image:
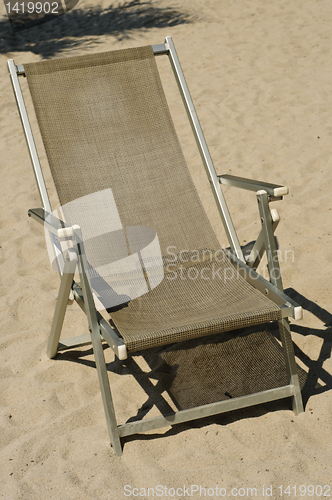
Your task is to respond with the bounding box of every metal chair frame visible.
[8,37,303,456]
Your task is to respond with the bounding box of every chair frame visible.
[8,36,303,456]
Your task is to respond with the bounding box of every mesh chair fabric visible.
[25,46,281,351]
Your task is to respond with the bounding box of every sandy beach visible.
[1,0,332,498]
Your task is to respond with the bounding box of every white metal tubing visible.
[219,174,289,197]
[10,43,169,79]
[165,37,245,262]
[72,282,128,360]
[7,60,52,213]
[75,229,123,456]
[8,60,67,277]
[225,249,303,320]
[118,384,293,437]
[246,217,280,270]
[57,333,92,351]
[46,248,77,358]
[256,190,283,291]
[278,318,304,415]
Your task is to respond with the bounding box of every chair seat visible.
[111,256,281,351]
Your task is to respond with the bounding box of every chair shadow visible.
[284,287,332,406]
[56,290,332,449]
[54,286,332,452]
[0,0,193,58]
[58,337,299,449]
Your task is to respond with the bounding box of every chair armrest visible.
[28,208,77,238]
[218,174,288,197]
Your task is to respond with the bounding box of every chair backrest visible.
[24,46,221,260]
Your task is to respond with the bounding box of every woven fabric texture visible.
[129,323,307,411]
[25,46,281,351]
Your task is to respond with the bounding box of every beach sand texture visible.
[1,0,332,498]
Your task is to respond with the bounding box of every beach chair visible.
[8,37,304,456]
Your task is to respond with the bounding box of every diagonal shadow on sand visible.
[56,291,332,438]
[52,289,332,449]
[0,0,193,57]
[284,288,332,406]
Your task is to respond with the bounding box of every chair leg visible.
[88,323,123,456]
[47,249,77,358]
[246,215,280,270]
[278,318,304,415]
[256,191,283,290]
[256,193,303,414]
[76,231,123,456]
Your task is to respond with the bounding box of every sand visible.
[0,0,332,498]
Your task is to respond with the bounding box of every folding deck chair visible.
[8,37,304,456]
